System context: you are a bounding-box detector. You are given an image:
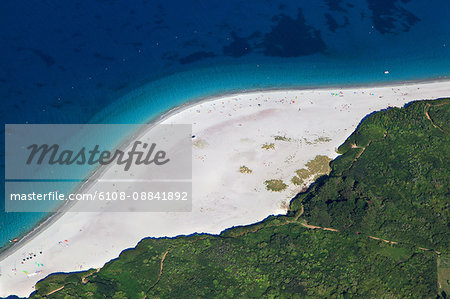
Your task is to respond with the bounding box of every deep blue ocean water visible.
[0,0,449,249]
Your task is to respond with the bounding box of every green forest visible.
[30,98,449,298]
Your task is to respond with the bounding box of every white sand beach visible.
[0,80,449,297]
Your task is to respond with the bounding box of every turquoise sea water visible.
[0,0,449,249]
[92,56,449,125]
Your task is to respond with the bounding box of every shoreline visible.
[91,75,449,124]
[1,77,449,262]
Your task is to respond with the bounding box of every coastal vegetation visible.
[315,136,331,143]
[290,175,304,186]
[303,136,332,145]
[261,143,275,150]
[264,179,288,192]
[239,165,252,174]
[291,155,331,186]
[298,99,449,254]
[31,98,449,298]
[274,135,291,142]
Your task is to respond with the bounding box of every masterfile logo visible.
[26,141,170,171]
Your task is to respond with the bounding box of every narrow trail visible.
[159,250,169,276]
[143,249,170,298]
[354,146,366,160]
[340,140,373,175]
[81,268,100,284]
[424,106,443,131]
[294,203,304,221]
[291,203,439,256]
[299,219,339,232]
[368,236,398,245]
[351,140,371,161]
[43,267,99,297]
[46,286,64,296]
[424,102,448,133]
[418,247,441,255]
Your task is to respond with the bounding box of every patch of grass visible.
[261,142,275,150]
[291,176,304,186]
[239,165,252,174]
[305,155,331,174]
[315,136,331,142]
[295,168,311,180]
[274,135,291,141]
[264,179,288,192]
[291,156,331,186]
[303,138,313,145]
